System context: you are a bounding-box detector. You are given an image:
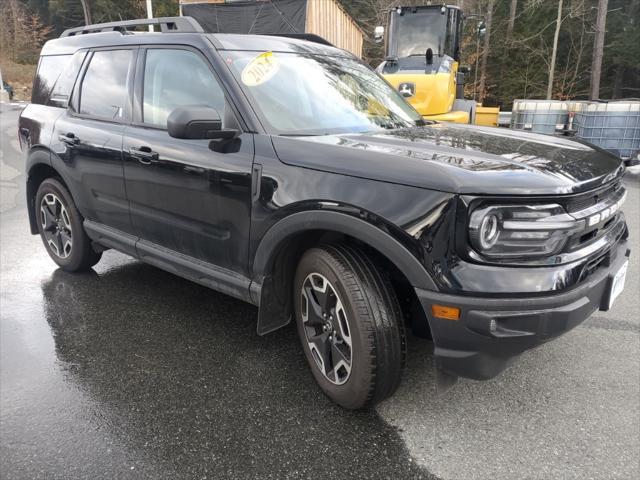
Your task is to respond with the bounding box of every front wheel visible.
[35,178,102,272]
[294,244,406,409]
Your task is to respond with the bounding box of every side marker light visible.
[432,305,461,321]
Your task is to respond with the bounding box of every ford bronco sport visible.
[19,17,630,409]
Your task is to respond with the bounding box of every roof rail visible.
[60,16,204,38]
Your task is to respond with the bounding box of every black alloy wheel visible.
[294,244,406,409]
[35,178,102,271]
[300,272,353,385]
[40,192,73,259]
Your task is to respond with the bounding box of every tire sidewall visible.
[294,249,374,409]
[35,179,89,271]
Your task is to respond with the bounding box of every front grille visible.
[568,213,622,251]
[565,180,623,213]
[564,182,626,252]
[576,218,627,283]
[578,250,609,282]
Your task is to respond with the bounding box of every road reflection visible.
[40,263,431,479]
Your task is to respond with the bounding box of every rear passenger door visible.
[123,46,254,275]
[51,47,136,241]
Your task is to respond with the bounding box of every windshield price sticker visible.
[241,51,279,87]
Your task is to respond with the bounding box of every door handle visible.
[58,132,80,146]
[129,147,159,164]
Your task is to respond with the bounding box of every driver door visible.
[123,46,254,275]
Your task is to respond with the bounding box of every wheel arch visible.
[252,210,436,335]
[26,149,67,235]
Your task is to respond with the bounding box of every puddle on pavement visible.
[1,218,434,479]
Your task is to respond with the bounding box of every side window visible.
[32,55,72,105]
[79,49,133,120]
[143,49,226,128]
[49,51,87,108]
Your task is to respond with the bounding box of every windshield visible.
[225,51,423,135]
[390,10,447,58]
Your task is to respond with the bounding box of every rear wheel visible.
[294,244,406,409]
[35,178,102,272]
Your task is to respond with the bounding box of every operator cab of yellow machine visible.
[376,4,471,124]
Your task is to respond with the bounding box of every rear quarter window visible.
[49,51,87,108]
[32,55,72,105]
[31,52,86,107]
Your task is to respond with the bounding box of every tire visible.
[35,178,102,272]
[293,244,406,409]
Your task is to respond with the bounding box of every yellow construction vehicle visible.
[375,4,497,125]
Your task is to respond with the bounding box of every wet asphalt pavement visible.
[1,101,639,480]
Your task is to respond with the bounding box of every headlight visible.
[469,204,585,259]
[478,213,499,249]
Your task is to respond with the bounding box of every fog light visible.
[432,304,460,321]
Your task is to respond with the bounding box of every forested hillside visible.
[341,0,639,107]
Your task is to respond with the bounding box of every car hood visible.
[271,122,625,195]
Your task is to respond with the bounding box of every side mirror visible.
[167,106,236,140]
[459,65,471,75]
[374,26,385,43]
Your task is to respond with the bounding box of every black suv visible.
[20,17,630,409]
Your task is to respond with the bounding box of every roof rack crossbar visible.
[60,16,204,38]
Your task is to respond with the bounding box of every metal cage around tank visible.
[572,101,640,160]
[510,100,569,135]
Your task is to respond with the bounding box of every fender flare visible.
[253,210,437,289]
[25,148,54,234]
[26,147,55,182]
[252,210,437,335]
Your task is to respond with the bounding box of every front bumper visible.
[415,239,631,380]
